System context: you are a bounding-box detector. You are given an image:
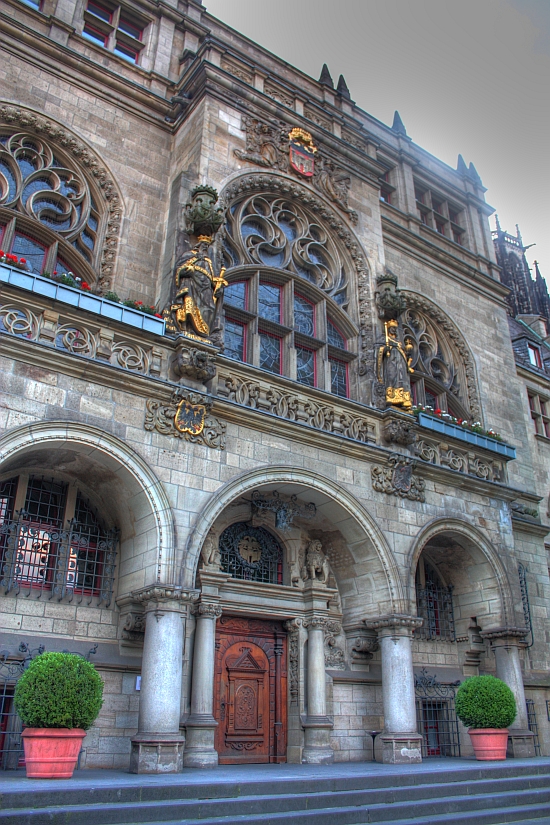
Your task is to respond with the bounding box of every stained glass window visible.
[225,319,245,361]
[219,522,283,584]
[296,346,315,387]
[11,233,46,273]
[294,295,315,336]
[258,283,281,322]
[260,332,281,374]
[327,320,345,349]
[224,281,247,309]
[330,358,348,397]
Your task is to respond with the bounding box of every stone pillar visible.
[481,627,535,758]
[183,601,222,767]
[365,615,423,764]
[302,617,334,764]
[129,586,195,774]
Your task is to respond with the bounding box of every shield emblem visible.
[175,399,206,436]
[392,462,413,493]
[288,128,317,177]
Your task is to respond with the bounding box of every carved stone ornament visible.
[382,416,417,447]
[251,490,316,531]
[0,105,122,292]
[184,185,225,237]
[284,618,303,704]
[303,540,330,584]
[376,319,414,412]
[200,533,221,570]
[234,116,358,223]
[371,453,426,502]
[173,339,217,383]
[363,614,424,632]
[375,270,407,321]
[122,611,146,642]
[192,602,223,619]
[144,390,226,450]
[350,635,379,662]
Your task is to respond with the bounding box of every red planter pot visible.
[468,728,509,760]
[22,728,86,778]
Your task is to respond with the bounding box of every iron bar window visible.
[415,669,461,758]
[415,561,455,641]
[219,522,283,584]
[518,563,533,647]
[526,699,541,755]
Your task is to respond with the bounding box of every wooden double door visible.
[214,616,287,764]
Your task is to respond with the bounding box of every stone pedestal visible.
[481,627,535,758]
[129,586,195,774]
[302,616,334,764]
[184,601,222,768]
[365,615,423,764]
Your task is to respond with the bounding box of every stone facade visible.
[0,0,549,772]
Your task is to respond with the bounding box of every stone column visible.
[481,627,535,758]
[302,617,334,764]
[183,601,222,767]
[130,586,195,774]
[364,615,423,764]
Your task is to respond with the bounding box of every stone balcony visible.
[0,262,516,487]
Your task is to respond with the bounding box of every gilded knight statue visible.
[377,319,414,411]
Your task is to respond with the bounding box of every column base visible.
[130,733,185,774]
[380,733,423,764]
[507,729,536,758]
[301,716,334,764]
[183,714,219,768]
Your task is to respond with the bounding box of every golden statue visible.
[170,235,227,341]
[377,319,414,411]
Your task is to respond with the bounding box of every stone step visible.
[1,775,550,825]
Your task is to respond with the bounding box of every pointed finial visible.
[319,64,334,88]
[534,261,543,280]
[337,74,351,99]
[457,154,468,175]
[515,224,523,246]
[494,214,501,233]
[392,110,407,136]
[468,162,482,185]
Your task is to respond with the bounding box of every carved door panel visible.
[214,617,287,764]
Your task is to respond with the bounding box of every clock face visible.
[237,535,262,564]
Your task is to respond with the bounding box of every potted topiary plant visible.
[455,675,516,760]
[14,652,104,778]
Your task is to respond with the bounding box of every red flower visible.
[20,258,26,264]
[80,282,91,290]
[434,408,442,415]
[0,250,4,256]
[155,313,162,318]
[136,301,143,305]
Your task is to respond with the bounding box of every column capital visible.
[130,585,199,613]
[192,601,222,619]
[304,616,339,632]
[364,614,423,634]
[480,626,528,643]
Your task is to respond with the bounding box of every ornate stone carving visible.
[122,611,146,642]
[225,376,261,408]
[376,319,414,412]
[233,117,357,222]
[350,634,379,662]
[130,585,199,607]
[264,81,294,108]
[375,270,407,321]
[221,57,253,85]
[415,439,438,463]
[193,602,223,619]
[184,185,225,238]
[284,618,303,704]
[303,540,330,584]
[382,417,417,446]
[371,454,425,502]
[324,623,345,670]
[200,533,221,570]
[251,490,316,531]
[364,614,424,632]
[480,626,528,641]
[173,340,217,382]
[0,105,122,292]
[144,390,226,450]
[510,501,540,521]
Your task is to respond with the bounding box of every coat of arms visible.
[175,398,206,436]
[288,127,317,177]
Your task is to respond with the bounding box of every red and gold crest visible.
[288,127,317,177]
[175,399,206,436]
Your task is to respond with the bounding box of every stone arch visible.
[406,517,514,632]
[402,290,482,422]
[0,421,175,592]
[0,102,123,292]
[181,464,404,618]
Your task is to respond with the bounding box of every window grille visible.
[518,563,533,647]
[219,522,283,584]
[0,477,118,605]
[415,669,461,758]
[526,699,541,756]
[415,563,455,641]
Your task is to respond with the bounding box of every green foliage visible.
[455,675,516,729]
[14,652,103,730]
[104,291,120,303]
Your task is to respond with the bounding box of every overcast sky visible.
[205,0,549,279]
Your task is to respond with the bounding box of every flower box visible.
[417,413,516,459]
[0,264,165,336]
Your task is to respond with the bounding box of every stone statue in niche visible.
[303,539,330,584]
[377,319,414,411]
[165,186,227,348]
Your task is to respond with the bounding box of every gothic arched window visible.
[0,130,104,284]
[218,522,283,584]
[403,307,470,418]
[415,558,455,641]
[222,192,357,396]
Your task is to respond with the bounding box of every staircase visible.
[1,760,550,825]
